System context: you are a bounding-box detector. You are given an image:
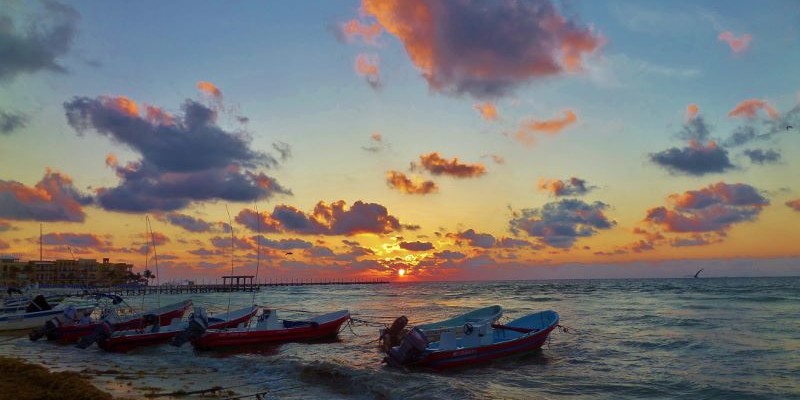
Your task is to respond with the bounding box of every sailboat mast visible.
[39,224,42,261]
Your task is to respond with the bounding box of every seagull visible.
[285,252,293,255]
[694,268,704,278]
[787,125,794,131]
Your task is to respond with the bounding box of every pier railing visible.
[96,279,390,296]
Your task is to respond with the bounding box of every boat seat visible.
[256,310,282,330]
[462,328,480,348]
[478,324,493,346]
[439,330,457,350]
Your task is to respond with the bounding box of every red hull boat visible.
[192,309,350,350]
[48,299,192,343]
[386,310,559,371]
[97,305,258,352]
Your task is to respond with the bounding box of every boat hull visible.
[417,324,556,370]
[192,311,349,350]
[96,305,256,352]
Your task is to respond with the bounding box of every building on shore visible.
[0,257,135,287]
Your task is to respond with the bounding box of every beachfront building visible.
[0,257,135,287]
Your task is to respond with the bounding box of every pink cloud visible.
[341,19,382,44]
[355,53,381,89]
[516,109,577,146]
[718,31,752,54]
[728,99,779,120]
[361,0,602,98]
[474,102,498,121]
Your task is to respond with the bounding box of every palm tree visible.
[142,269,155,286]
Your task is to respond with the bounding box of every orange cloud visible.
[718,31,752,53]
[687,104,699,120]
[516,109,577,146]
[145,105,174,126]
[355,53,381,89]
[105,153,118,168]
[197,81,222,99]
[371,132,382,142]
[728,99,779,119]
[414,152,486,178]
[341,19,382,44]
[386,171,438,195]
[474,102,498,121]
[101,96,139,117]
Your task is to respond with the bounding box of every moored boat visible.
[191,309,350,350]
[35,298,193,342]
[91,304,257,352]
[380,305,502,351]
[0,299,96,332]
[385,310,559,370]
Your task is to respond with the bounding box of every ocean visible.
[1,277,798,399]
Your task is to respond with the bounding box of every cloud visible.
[0,0,79,81]
[728,99,779,120]
[340,19,382,44]
[474,102,498,121]
[509,199,615,248]
[515,109,577,146]
[743,149,780,165]
[455,229,496,248]
[786,199,800,212]
[197,81,222,99]
[261,200,403,236]
[161,212,218,233]
[723,125,758,147]
[235,208,282,233]
[718,31,752,54]
[0,111,27,134]
[362,132,388,152]
[670,234,723,247]
[677,115,711,142]
[412,152,486,178]
[650,140,734,176]
[0,221,13,232]
[0,169,93,222]
[63,94,290,212]
[210,235,253,251]
[686,104,699,120]
[434,250,466,260]
[361,0,602,99]
[355,53,381,90]
[484,154,505,164]
[399,241,434,251]
[644,182,768,233]
[42,232,105,248]
[252,235,313,250]
[386,171,438,195]
[538,177,594,197]
[272,141,291,162]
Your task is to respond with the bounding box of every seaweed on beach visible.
[0,356,112,400]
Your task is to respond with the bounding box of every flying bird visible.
[787,125,794,130]
[694,268,704,278]
[285,252,293,255]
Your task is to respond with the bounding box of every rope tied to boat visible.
[556,324,574,334]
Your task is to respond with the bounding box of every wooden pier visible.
[101,278,390,296]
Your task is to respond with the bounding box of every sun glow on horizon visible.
[398,268,406,277]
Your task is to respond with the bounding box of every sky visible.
[1,0,799,282]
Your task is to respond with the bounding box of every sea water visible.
[1,277,798,399]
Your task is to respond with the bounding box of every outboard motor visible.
[76,321,112,349]
[29,317,62,342]
[25,295,52,313]
[380,315,408,353]
[171,307,209,347]
[385,327,428,368]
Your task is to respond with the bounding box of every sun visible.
[397,269,406,277]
